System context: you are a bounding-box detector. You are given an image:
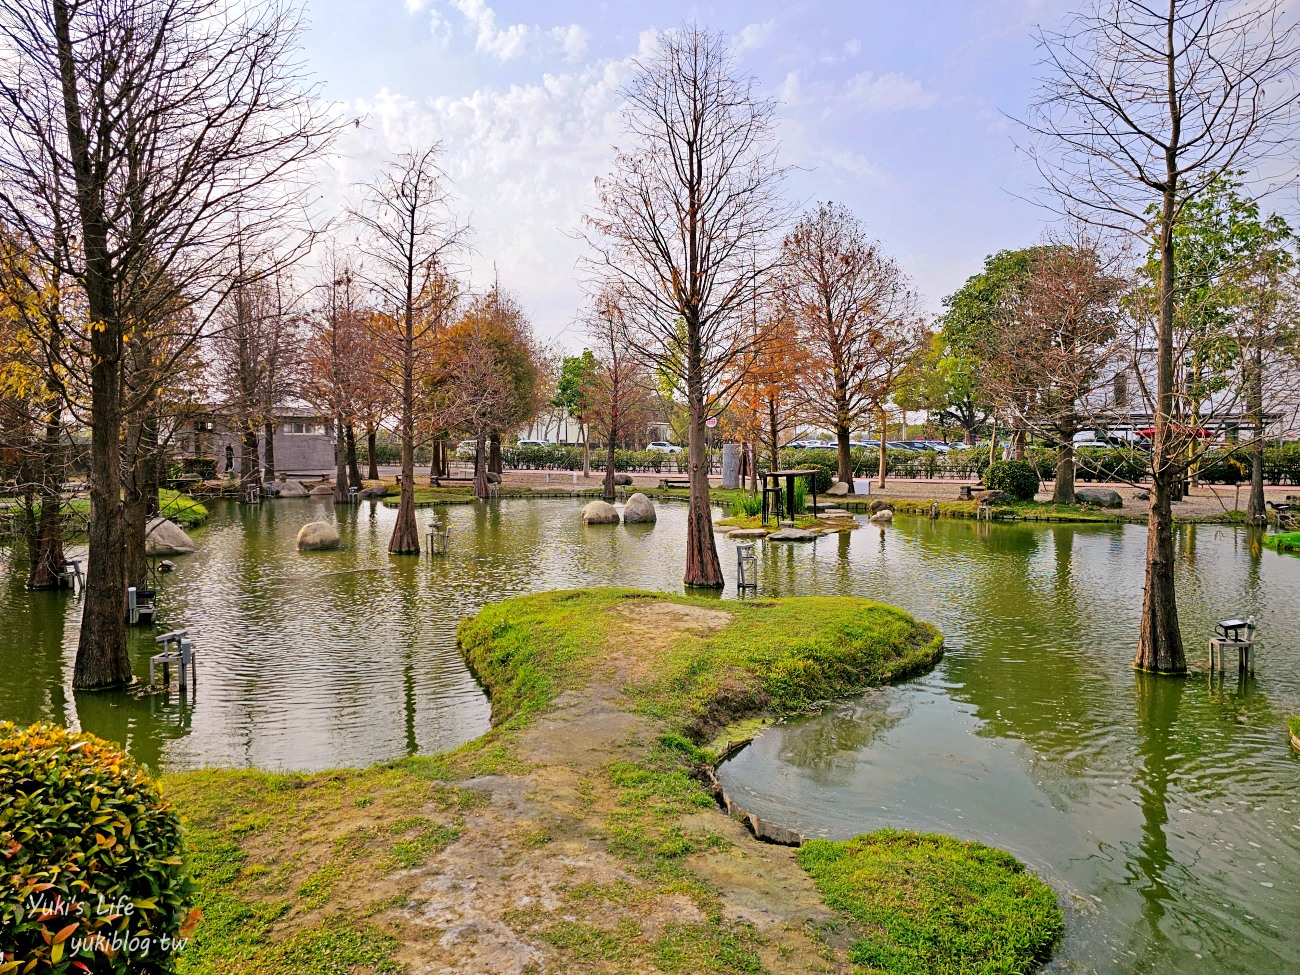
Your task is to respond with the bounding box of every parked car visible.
[516,439,551,448]
[1073,430,1150,450]
[647,441,683,454]
[850,440,880,449]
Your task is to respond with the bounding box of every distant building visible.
[175,406,336,476]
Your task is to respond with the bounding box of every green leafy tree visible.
[899,330,991,445]
[1137,173,1299,521]
[552,349,598,476]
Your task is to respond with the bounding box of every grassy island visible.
[163,589,1060,974]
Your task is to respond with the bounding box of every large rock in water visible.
[145,518,197,556]
[582,500,620,524]
[1075,487,1124,509]
[309,483,335,497]
[622,492,657,524]
[768,527,818,542]
[869,509,894,523]
[296,521,340,551]
[359,483,390,499]
[276,479,310,498]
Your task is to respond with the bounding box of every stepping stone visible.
[768,527,819,541]
[727,528,769,539]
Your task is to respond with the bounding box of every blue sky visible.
[301,0,1077,347]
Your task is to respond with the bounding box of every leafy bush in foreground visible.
[0,722,197,974]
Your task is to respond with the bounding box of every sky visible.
[299,0,1080,349]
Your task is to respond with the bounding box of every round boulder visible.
[309,483,335,496]
[869,500,895,514]
[826,481,850,497]
[277,479,309,498]
[145,517,197,556]
[869,509,894,523]
[613,473,633,486]
[622,492,657,524]
[582,500,620,524]
[1075,487,1124,509]
[359,483,390,499]
[296,521,340,551]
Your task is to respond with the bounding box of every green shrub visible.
[730,493,763,517]
[0,722,196,974]
[777,449,836,491]
[985,460,1040,501]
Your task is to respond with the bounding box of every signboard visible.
[705,417,718,428]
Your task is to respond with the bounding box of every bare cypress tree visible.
[352,147,467,554]
[1026,0,1300,673]
[0,0,335,688]
[782,203,924,488]
[585,24,789,587]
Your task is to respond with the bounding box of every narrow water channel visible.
[1,498,1296,973]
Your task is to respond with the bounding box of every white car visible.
[646,441,683,454]
[516,439,551,448]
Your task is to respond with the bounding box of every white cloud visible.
[842,71,937,112]
[405,0,587,63]
[736,21,776,53]
[318,60,633,340]
[550,24,589,62]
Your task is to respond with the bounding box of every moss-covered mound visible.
[1289,716,1300,750]
[1263,531,1300,554]
[158,489,209,529]
[799,830,1062,975]
[457,588,944,743]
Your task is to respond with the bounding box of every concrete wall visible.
[210,429,336,476]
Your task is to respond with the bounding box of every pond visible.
[717,516,1300,975]
[1,497,1297,974]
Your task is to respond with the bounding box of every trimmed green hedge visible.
[986,460,1040,501]
[479,444,688,474]
[0,722,197,974]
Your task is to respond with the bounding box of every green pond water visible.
[1,497,1298,973]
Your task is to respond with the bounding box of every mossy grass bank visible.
[163,589,1060,974]
[158,489,209,529]
[1289,716,1300,750]
[1263,531,1300,554]
[799,830,1061,975]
